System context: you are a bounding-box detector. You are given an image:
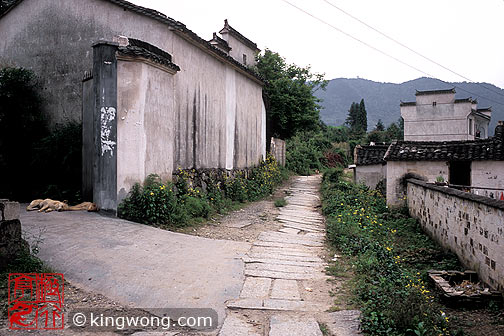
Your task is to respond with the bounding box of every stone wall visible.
[407,179,504,291]
[0,200,29,269]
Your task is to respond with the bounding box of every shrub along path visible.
[219,175,361,336]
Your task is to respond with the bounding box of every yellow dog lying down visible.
[26,199,98,213]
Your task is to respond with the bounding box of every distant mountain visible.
[315,77,504,135]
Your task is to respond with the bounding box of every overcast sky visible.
[130,0,504,89]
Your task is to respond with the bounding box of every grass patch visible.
[0,249,51,319]
[321,173,461,336]
[274,198,287,207]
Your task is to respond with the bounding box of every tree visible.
[0,67,48,200]
[358,99,367,134]
[345,99,367,137]
[375,119,385,131]
[255,49,327,140]
[384,117,404,141]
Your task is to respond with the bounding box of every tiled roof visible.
[355,145,389,166]
[400,101,416,106]
[477,107,492,113]
[118,39,180,72]
[219,19,259,51]
[415,88,455,96]
[471,110,491,120]
[384,137,504,162]
[209,32,231,52]
[455,98,476,104]
[1,0,263,84]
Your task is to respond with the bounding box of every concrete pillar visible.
[92,41,118,212]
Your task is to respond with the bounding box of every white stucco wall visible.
[0,0,266,173]
[116,60,175,202]
[471,161,504,199]
[223,34,258,67]
[386,161,448,207]
[401,91,475,141]
[355,164,386,189]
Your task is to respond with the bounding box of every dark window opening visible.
[243,54,247,65]
[432,102,437,106]
[449,161,471,188]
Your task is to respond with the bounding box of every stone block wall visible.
[0,200,29,270]
[406,180,504,291]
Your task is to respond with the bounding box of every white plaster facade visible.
[0,0,267,208]
[355,164,386,190]
[386,161,448,207]
[401,89,491,142]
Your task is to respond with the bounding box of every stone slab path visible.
[20,210,250,327]
[220,175,361,335]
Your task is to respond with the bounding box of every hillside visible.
[315,77,504,135]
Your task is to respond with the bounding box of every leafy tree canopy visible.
[255,49,327,139]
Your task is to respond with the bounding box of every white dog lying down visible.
[26,199,98,213]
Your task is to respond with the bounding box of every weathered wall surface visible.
[0,0,264,163]
[407,179,504,291]
[471,161,504,199]
[355,164,386,189]
[270,138,286,166]
[224,34,257,66]
[386,161,448,207]
[116,60,175,202]
[401,92,475,141]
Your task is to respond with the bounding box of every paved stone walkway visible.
[220,175,361,335]
[20,210,250,327]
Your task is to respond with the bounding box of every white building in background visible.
[400,88,491,141]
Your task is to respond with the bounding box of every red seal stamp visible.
[8,273,64,330]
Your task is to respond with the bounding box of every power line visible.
[321,0,504,99]
[278,0,504,107]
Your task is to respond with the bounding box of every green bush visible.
[119,156,287,228]
[118,175,188,227]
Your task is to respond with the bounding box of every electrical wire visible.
[321,0,504,99]
[278,0,504,107]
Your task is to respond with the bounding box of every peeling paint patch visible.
[101,106,116,156]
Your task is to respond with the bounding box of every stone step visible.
[257,234,324,247]
[270,279,301,300]
[245,269,326,280]
[250,246,323,257]
[227,298,320,312]
[243,257,325,268]
[260,231,324,242]
[218,313,262,336]
[253,240,322,250]
[246,262,324,274]
[247,252,324,263]
[239,277,272,299]
[279,221,325,233]
[269,315,323,336]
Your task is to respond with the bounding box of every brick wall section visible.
[406,179,504,291]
